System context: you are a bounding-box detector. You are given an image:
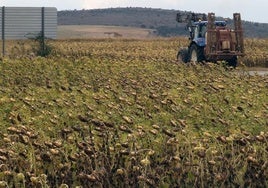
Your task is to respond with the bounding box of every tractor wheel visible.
[177,48,189,63]
[189,44,205,62]
[227,57,238,68]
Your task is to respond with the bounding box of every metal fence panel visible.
[0,7,57,39]
[0,8,2,38]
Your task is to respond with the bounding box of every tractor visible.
[176,12,244,67]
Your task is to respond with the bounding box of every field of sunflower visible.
[0,38,267,187]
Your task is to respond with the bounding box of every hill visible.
[58,7,268,38]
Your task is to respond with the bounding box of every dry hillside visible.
[58,7,268,38]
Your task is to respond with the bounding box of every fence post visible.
[41,7,45,56]
[2,6,5,57]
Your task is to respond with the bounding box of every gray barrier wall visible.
[0,7,57,56]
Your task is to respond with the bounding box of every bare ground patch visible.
[57,25,156,39]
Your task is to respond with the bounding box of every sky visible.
[1,0,267,23]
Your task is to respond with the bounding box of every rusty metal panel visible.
[233,13,244,54]
[0,7,57,39]
[206,13,216,55]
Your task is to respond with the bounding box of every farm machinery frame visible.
[176,12,244,67]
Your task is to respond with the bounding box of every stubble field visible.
[57,25,155,39]
[0,37,267,187]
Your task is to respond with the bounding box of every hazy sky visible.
[1,0,267,23]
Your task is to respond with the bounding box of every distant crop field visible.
[0,38,267,187]
[57,25,156,39]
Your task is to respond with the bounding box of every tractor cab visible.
[190,21,227,47]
